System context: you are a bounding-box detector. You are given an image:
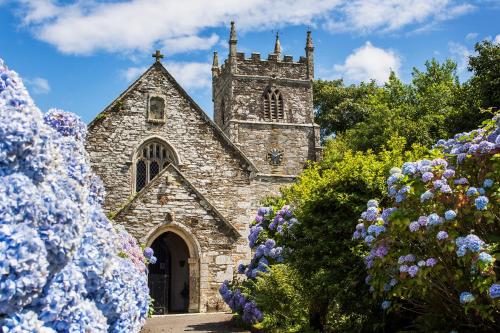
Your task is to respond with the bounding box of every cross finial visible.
[152,50,164,62]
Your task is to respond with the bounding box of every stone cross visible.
[152,50,164,62]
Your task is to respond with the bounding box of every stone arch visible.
[131,136,182,193]
[145,222,201,313]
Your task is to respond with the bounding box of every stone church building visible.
[86,22,321,314]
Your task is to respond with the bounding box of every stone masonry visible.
[85,22,321,313]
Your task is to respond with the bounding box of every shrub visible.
[253,264,309,332]
[354,114,500,331]
[0,59,152,331]
[220,205,297,328]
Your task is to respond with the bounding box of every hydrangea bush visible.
[219,205,297,325]
[354,114,500,330]
[0,59,152,331]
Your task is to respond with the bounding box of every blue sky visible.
[0,0,499,123]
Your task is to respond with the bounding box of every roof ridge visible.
[88,62,259,175]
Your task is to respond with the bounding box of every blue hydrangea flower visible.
[427,213,443,227]
[483,179,494,188]
[444,210,457,220]
[426,258,437,267]
[459,292,475,304]
[420,190,434,202]
[475,196,489,210]
[478,252,494,263]
[454,177,468,185]
[466,187,478,196]
[381,300,391,310]
[489,284,500,299]
[401,162,417,175]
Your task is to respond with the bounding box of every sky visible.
[0,0,499,123]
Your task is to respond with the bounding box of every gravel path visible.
[141,313,250,333]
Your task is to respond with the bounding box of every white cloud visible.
[448,41,471,72]
[122,61,211,90]
[494,35,500,44]
[162,34,219,55]
[10,0,473,55]
[166,61,212,90]
[324,0,474,33]
[465,32,479,41]
[333,42,400,84]
[25,77,51,94]
[121,66,148,82]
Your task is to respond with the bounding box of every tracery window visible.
[262,88,284,121]
[148,96,165,122]
[135,140,176,192]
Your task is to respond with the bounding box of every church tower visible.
[212,22,321,177]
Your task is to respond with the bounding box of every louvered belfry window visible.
[262,88,284,121]
[135,140,175,192]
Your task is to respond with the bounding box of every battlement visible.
[212,23,314,83]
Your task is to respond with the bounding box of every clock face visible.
[267,148,283,166]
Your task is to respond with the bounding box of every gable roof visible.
[112,163,241,238]
[88,61,258,174]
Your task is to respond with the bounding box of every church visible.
[85,22,321,314]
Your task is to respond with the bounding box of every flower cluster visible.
[220,205,297,325]
[0,59,151,332]
[354,113,499,324]
[219,281,263,324]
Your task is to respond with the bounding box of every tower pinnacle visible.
[229,21,237,43]
[305,30,314,51]
[274,32,281,57]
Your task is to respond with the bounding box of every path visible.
[141,313,251,333]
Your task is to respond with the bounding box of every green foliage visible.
[253,264,309,333]
[314,79,378,136]
[468,40,500,109]
[281,137,431,331]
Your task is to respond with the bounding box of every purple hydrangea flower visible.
[409,221,420,232]
[443,169,455,178]
[399,265,409,273]
[437,231,448,240]
[426,258,437,267]
[408,265,419,277]
[454,177,468,185]
[422,172,434,182]
[143,247,154,259]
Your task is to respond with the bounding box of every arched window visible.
[262,88,284,121]
[148,96,165,122]
[135,140,177,192]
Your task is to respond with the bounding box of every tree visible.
[468,40,500,109]
[313,79,378,138]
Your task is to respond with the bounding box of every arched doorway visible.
[149,232,190,314]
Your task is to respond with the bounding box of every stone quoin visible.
[86,22,321,314]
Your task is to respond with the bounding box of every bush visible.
[0,59,152,331]
[253,264,309,332]
[281,137,431,332]
[354,114,500,331]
